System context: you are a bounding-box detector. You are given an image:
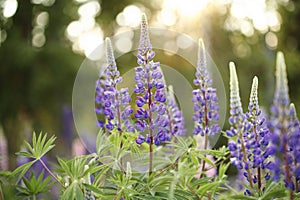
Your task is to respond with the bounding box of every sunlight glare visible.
[158,10,177,26]
[116,5,142,27]
[115,37,132,53]
[36,12,49,27]
[78,1,101,18]
[229,0,281,33]
[162,0,210,17]
[78,27,104,60]
[67,21,84,38]
[3,0,18,18]
[265,31,278,49]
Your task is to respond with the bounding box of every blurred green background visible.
[1,0,300,170]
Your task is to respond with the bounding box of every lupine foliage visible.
[1,14,300,200]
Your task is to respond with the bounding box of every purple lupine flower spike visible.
[227,63,255,188]
[166,85,186,137]
[192,39,220,137]
[269,52,290,132]
[134,14,169,146]
[227,62,245,168]
[95,38,134,132]
[287,103,300,191]
[245,77,271,189]
[266,52,298,191]
[274,52,289,108]
[95,66,108,128]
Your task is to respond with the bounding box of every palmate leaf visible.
[61,181,84,200]
[57,156,88,180]
[15,132,56,159]
[17,171,53,198]
[13,132,56,182]
[12,160,36,183]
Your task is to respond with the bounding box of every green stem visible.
[200,86,208,178]
[253,124,262,191]
[187,184,201,200]
[240,140,254,189]
[145,58,153,177]
[155,156,181,177]
[38,158,65,188]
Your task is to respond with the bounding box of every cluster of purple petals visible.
[263,53,300,190]
[243,83,271,171]
[192,40,220,137]
[95,75,107,128]
[227,73,271,189]
[192,88,220,136]
[95,38,134,132]
[166,87,186,136]
[266,104,300,190]
[135,15,171,146]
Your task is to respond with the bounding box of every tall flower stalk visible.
[192,39,220,176]
[266,52,300,199]
[227,63,272,195]
[245,76,271,192]
[95,38,134,134]
[166,85,186,137]
[134,14,169,175]
[227,62,254,189]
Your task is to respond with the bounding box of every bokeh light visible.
[66,1,103,60]
[65,0,287,58]
[2,0,18,18]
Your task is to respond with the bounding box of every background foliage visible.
[0,0,300,171]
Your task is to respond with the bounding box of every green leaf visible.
[218,163,230,180]
[12,160,36,182]
[197,181,222,197]
[82,183,102,195]
[16,171,53,198]
[15,151,33,158]
[229,194,257,200]
[261,182,286,200]
[61,182,84,200]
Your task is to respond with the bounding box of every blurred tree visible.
[0,0,299,170]
[0,0,83,168]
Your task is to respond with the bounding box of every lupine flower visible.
[95,38,134,132]
[134,14,169,146]
[227,63,271,190]
[244,77,271,189]
[95,67,107,128]
[192,39,220,138]
[265,52,300,192]
[166,85,186,137]
[286,104,300,191]
[272,52,290,111]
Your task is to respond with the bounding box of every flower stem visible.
[115,90,124,169]
[155,157,180,177]
[241,139,254,189]
[146,59,153,176]
[187,184,201,200]
[200,87,208,178]
[283,134,293,200]
[38,158,65,188]
[254,125,262,191]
